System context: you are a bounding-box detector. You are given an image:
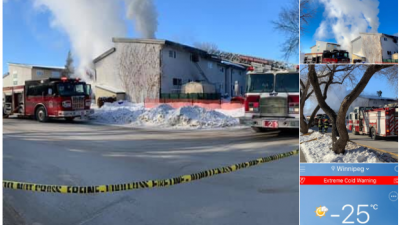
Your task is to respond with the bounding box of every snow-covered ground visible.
[300,133,395,163]
[91,101,241,129]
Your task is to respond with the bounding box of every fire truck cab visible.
[303,50,350,64]
[244,67,299,132]
[346,105,398,140]
[3,77,93,122]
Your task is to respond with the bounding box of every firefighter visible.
[324,119,329,133]
[318,117,323,133]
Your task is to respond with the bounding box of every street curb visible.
[349,141,398,162]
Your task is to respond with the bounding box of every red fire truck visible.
[304,50,350,64]
[3,77,93,122]
[244,67,299,132]
[346,105,398,140]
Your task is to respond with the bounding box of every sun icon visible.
[315,205,328,218]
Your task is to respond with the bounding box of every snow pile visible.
[300,134,388,163]
[139,105,239,128]
[215,108,244,118]
[92,102,239,129]
[300,131,323,143]
[92,101,145,124]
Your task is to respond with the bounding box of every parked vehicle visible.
[3,78,93,122]
[346,105,398,140]
[244,67,299,132]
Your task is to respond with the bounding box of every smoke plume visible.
[126,0,158,39]
[33,0,158,79]
[315,0,380,51]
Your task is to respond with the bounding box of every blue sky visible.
[301,0,398,52]
[3,0,298,74]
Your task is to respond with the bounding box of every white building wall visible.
[95,42,162,102]
[5,65,33,87]
[161,46,226,95]
[380,35,398,60]
[94,50,123,91]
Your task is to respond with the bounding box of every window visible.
[208,62,213,69]
[51,71,61,78]
[327,44,330,47]
[387,51,392,55]
[12,71,18,85]
[188,79,192,83]
[36,70,44,77]
[190,54,199,62]
[219,67,224,73]
[168,50,176,58]
[172,78,182,86]
[384,37,387,41]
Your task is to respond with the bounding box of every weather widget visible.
[300,164,398,224]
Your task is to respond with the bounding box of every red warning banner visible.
[300,176,398,185]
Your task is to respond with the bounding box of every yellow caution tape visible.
[3,149,298,194]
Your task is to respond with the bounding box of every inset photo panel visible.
[300,0,398,64]
[300,64,398,163]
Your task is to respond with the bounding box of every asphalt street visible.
[3,118,299,225]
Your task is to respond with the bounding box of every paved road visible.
[4,118,299,225]
[309,126,398,154]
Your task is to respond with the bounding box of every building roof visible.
[93,38,210,64]
[220,60,247,70]
[93,48,116,64]
[352,33,399,42]
[8,62,65,70]
[310,41,341,49]
[112,38,208,55]
[359,94,397,101]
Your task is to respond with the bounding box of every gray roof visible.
[8,62,65,70]
[93,38,210,64]
[112,38,208,55]
[93,47,116,64]
[359,94,397,101]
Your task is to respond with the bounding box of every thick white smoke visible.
[315,0,380,51]
[33,0,158,79]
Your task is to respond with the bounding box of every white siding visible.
[381,36,398,60]
[95,42,162,102]
[5,65,32,87]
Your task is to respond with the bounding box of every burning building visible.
[93,38,247,103]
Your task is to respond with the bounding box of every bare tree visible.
[308,64,395,154]
[300,0,317,34]
[300,65,358,134]
[271,0,299,60]
[193,42,219,54]
[117,43,162,103]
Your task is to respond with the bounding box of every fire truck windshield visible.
[57,83,88,96]
[246,74,274,93]
[275,73,299,92]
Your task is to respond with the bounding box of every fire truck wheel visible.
[251,127,268,133]
[370,128,378,140]
[36,106,48,122]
